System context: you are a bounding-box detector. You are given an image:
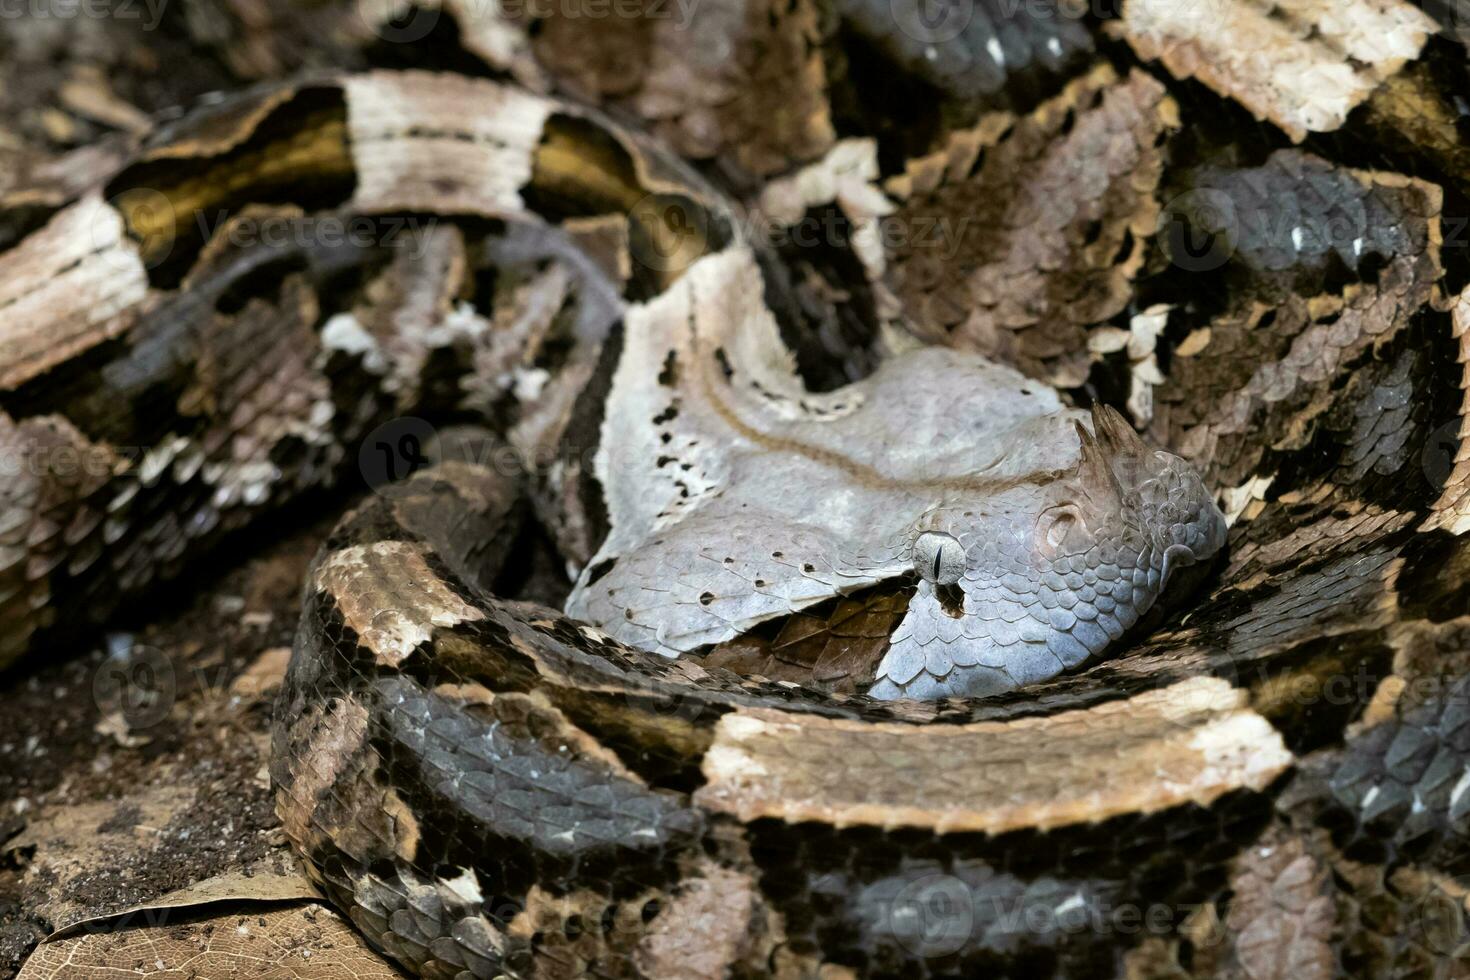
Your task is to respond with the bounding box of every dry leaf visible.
[701,583,916,692]
[19,902,397,979]
[52,870,322,941]
[9,778,304,937]
[757,138,894,280]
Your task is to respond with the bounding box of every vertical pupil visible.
[916,531,962,585]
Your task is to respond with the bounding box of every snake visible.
[2,37,1469,979]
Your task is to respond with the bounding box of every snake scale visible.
[4,7,1470,975]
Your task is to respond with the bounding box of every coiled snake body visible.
[2,56,1465,979]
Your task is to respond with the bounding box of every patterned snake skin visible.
[3,27,1470,978]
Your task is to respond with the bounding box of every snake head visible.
[869,405,1227,700]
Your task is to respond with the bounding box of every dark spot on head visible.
[657,456,675,467]
[713,347,734,380]
[772,551,783,558]
[653,405,678,425]
[803,563,815,573]
[658,350,679,387]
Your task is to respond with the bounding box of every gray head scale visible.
[868,405,1228,700]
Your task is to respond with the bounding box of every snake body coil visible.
[2,58,1464,979]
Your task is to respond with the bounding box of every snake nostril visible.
[914,531,965,585]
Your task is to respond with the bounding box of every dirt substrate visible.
[0,513,347,977]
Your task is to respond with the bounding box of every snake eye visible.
[914,531,965,585]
